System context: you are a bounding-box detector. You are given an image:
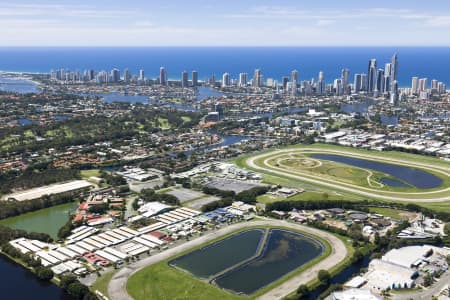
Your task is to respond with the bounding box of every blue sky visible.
[1,0,450,46]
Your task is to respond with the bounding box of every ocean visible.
[0,47,449,87]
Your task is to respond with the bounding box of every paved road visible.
[246,148,450,202]
[392,271,450,300]
[107,219,348,300]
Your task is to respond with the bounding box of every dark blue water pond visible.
[380,177,409,187]
[214,229,324,295]
[311,154,442,189]
[169,229,264,279]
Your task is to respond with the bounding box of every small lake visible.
[169,229,264,279]
[214,229,324,295]
[0,202,76,239]
[311,154,442,189]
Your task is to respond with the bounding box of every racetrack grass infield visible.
[237,144,449,201]
[126,225,334,300]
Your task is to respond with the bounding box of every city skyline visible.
[1,1,450,46]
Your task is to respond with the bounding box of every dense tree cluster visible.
[132,189,180,211]
[200,186,269,212]
[0,193,75,220]
[0,166,80,194]
[99,171,127,186]
[0,226,52,245]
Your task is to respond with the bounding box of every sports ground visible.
[238,144,450,203]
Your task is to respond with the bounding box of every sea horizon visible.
[0,46,449,86]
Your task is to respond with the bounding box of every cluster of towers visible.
[357,53,399,99]
[51,67,200,88]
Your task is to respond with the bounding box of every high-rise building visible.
[376,69,385,95]
[111,69,120,83]
[390,80,399,105]
[282,76,289,91]
[192,70,198,87]
[160,67,167,85]
[390,53,398,93]
[353,74,362,93]
[411,77,419,94]
[360,73,367,92]
[390,53,398,82]
[291,69,299,87]
[431,79,439,90]
[181,71,188,88]
[317,71,325,95]
[253,69,261,87]
[367,59,377,93]
[333,79,343,96]
[419,78,428,92]
[239,73,248,87]
[222,72,230,87]
[438,82,446,94]
[139,69,145,81]
[341,69,350,91]
[123,69,131,83]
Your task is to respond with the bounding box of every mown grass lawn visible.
[80,169,101,179]
[91,270,116,298]
[127,259,244,300]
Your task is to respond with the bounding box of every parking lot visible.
[185,196,221,210]
[166,188,205,203]
[205,177,264,193]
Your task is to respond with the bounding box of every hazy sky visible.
[1,0,450,46]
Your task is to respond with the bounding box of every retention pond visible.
[311,154,442,189]
[170,228,324,295]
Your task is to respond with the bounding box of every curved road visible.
[246,148,450,202]
[107,219,348,300]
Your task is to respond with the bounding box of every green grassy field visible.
[127,225,334,300]
[367,207,413,220]
[127,260,243,300]
[80,169,101,179]
[91,270,116,298]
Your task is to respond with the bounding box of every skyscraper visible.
[353,73,362,93]
[419,78,428,92]
[333,79,343,96]
[160,67,167,85]
[239,73,248,87]
[181,71,188,88]
[360,73,367,92]
[192,70,198,87]
[367,59,377,93]
[253,69,261,87]
[291,69,299,87]
[111,68,120,83]
[317,71,325,96]
[139,69,145,81]
[222,72,230,87]
[282,76,289,91]
[411,77,419,94]
[341,69,350,90]
[124,69,131,83]
[390,53,398,94]
[376,69,385,95]
[390,53,398,82]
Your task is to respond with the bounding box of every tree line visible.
[0,192,76,220]
[200,185,269,212]
[0,166,80,195]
